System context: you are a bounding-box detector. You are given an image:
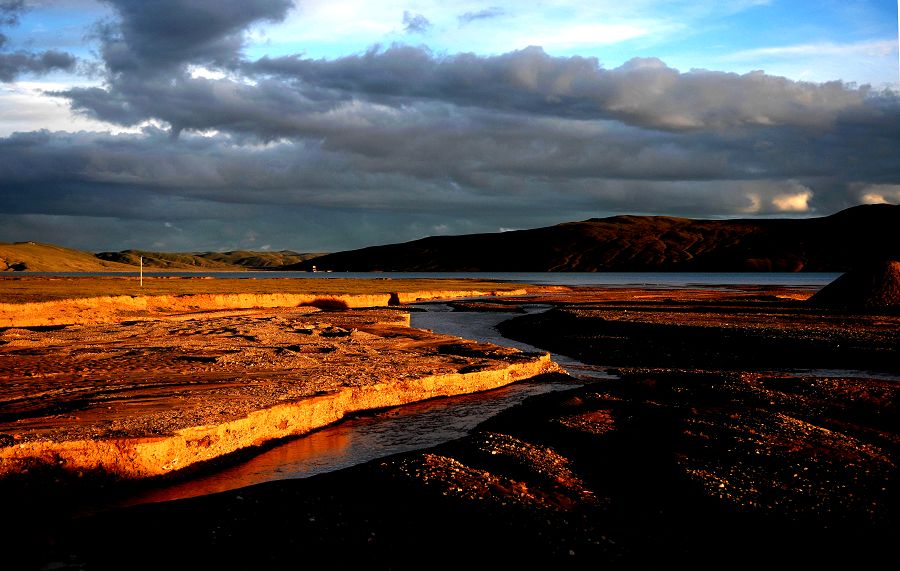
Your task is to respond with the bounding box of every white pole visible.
[140,256,143,288]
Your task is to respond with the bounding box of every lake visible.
[23,271,840,288]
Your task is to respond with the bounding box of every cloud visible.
[24,40,900,238]
[248,46,877,133]
[51,0,300,132]
[402,11,431,34]
[855,184,900,205]
[54,5,891,138]
[728,181,818,215]
[0,49,76,82]
[726,39,898,62]
[458,7,504,25]
[0,0,76,82]
[2,84,898,248]
[771,188,812,212]
[95,0,293,74]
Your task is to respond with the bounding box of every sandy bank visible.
[0,306,558,480]
[1,354,555,480]
[0,287,531,328]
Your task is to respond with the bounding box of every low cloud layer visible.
[2,0,898,251]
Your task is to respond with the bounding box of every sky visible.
[0,0,898,253]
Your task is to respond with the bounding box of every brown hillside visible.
[0,242,134,272]
[95,249,324,270]
[285,204,900,272]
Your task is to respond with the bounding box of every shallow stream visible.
[120,303,598,507]
[113,298,898,509]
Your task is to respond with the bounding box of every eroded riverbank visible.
[0,278,541,327]
[0,298,558,482]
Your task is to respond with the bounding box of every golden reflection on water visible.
[117,377,577,509]
[123,425,355,506]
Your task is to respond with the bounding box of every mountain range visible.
[2,205,897,273]
[0,243,322,272]
[285,204,899,272]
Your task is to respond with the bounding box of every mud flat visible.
[7,285,899,569]
[0,277,554,480]
[0,275,548,327]
[497,285,900,372]
[0,305,558,481]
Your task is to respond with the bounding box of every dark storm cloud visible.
[251,46,875,132]
[402,11,431,34]
[96,0,292,73]
[0,0,76,81]
[458,7,504,25]
[0,128,568,251]
[56,0,297,131]
[2,117,897,250]
[65,23,885,138]
[36,39,900,205]
[4,95,898,222]
[0,47,76,81]
[61,75,347,135]
[63,9,892,139]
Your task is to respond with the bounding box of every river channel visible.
[121,303,598,507]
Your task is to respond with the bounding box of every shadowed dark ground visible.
[13,368,897,570]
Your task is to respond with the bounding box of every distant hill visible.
[95,250,324,270]
[284,205,900,272]
[195,251,325,268]
[0,242,135,272]
[1,244,324,272]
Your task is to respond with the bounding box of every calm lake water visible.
[25,271,840,288]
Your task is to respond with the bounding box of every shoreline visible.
[0,275,556,326]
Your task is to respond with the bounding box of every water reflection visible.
[123,377,577,506]
[410,303,618,380]
[120,303,600,507]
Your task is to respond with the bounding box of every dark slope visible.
[286,205,899,272]
[808,260,900,309]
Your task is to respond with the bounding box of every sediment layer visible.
[0,306,557,480]
[0,354,555,479]
[0,288,529,328]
